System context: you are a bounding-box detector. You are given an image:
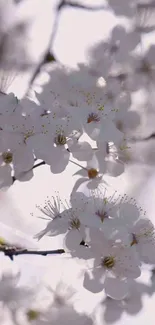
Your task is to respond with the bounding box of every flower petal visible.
[98,120,123,144]
[106,160,124,177]
[50,148,70,173]
[104,276,129,300]
[83,268,105,293]
[13,146,34,174]
[0,165,12,189]
[71,141,93,161]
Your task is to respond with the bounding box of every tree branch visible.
[58,0,106,11]
[0,247,65,261]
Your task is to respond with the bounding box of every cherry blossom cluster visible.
[34,189,155,300]
[0,77,128,189]
[1,0,155,305]
[1,0,155,189]
[0,272,91,325]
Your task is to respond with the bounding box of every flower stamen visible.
[69,217,81,230]
[102,256,115,269]
[2,152,13,164]
[55,134,67,146]
[96,210,108,223]
[87,113,100,124]
[26,309,40,321]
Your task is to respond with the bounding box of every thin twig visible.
[0,248,65,261]
[58,0,106,11]
[12,160,46,183]
[32,161,46,170]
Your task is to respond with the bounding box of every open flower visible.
[83,228,141,298]
[71,154,106,193]
[73,88,123,142]
[31,116,82,174]
[79,190,127,240]
[34,193,88,251]
[126,218,155,264]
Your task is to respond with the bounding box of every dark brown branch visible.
[12,161,46,183]
[32,160,46,170]
[58,0,106,11]
[0,247,65,261]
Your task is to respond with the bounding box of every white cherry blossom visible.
[71,154,105,193]
[31,116,82,174]
[79,190,125,237]
[34,193,88,251]
[68,86,123,142]
[83,228,141,297]
[126,218,155,264]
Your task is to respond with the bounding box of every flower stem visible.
[69,159,87,170]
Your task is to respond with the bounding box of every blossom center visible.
[69,217,81,230]
[24,130,34,142]
[87,168,98,179]
[102,256,115,269]
[130,234,138,246]
[2,152,13,164]
[87,113,100,123]
[26,309,40,321]
[55,134,67,146]
[96,210,108,222]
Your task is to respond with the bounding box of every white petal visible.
[134,218,154,235]
[96,141,107,155]
[83,268,106,293]
[50,147,70,173]
[71,141,93,161]
[87,154,99,170]
[64,229,84,251]
[98,120,123,144]
[118,203,140,227]
[85,123,101,141]
[13,146,34,174]
[80,211,102,228]
[104,276,129,300]
[106,160,124,177]
[0,165,12,189]
[0,93,18,114]
[70,192,88,211]
[138,242,155,264]
[101,219,128,242]
[114,248,141,279]
[27,134,52,154]
[35,217,68,240]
